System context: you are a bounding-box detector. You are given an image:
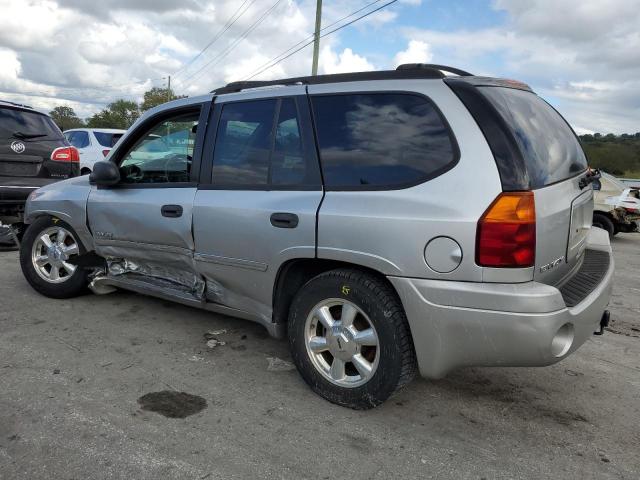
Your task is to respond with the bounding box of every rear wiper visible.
[579,168,601,190]
[12,131,48,140]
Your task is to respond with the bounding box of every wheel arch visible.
[272,258,404,328]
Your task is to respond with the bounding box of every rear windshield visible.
[480,87,587,188]
[0,108,64,141]
[94,131,122,148]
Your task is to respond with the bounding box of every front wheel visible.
[288,269,417,409]
[20,216,88,298]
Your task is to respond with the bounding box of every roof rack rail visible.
[211,67,454,95]
[396,64,474,77]
[0,99,34,109]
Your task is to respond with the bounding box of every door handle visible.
[270,212,299,228]
[161,204,183,218]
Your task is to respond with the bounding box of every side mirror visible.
[89,161,120,187]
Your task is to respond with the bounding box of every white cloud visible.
[0,0,637,134]
[320,47,375,74]
[393,40,433,66]
[401,0,640,133]
[0,0,322,117]
[0,49,21,83]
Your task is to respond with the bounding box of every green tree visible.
[140,87,186,112]
[87,99,140,129]
[579,133,640,177]
[49,106,84,131]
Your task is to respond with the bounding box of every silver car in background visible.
[18,64,614,409]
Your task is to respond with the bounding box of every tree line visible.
[49,87,186,131]
[579,133,640,177]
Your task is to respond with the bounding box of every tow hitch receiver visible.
[594,310,610,335]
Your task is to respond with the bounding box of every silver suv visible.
[18,65,614,409]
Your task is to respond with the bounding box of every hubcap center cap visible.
[327,325,357,360]
[47,245,66,264]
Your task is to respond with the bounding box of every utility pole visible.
[167,75,172,102]
[311,0,322,76]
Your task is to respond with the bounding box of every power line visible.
[246,0,398,81]
[243,0,385,81]
[174,0,286,90]
[171,0,258,82]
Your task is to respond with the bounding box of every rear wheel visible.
[593,213,614,238]
[288,268,417,409]
[20,216,88,298]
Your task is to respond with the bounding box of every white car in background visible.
[63,128,126,174]
[593,171,640,237]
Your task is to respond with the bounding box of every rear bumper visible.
[389,229,614,379]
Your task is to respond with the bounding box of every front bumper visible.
[389,229,614,379]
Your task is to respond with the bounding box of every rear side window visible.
[479,87,587,188]
[211,98,320,187]
[0,108,63,141]
[94,131,121,148]
[66,131,90,148]
[310,93,457,189]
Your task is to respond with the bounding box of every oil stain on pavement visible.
[137,391,207,418]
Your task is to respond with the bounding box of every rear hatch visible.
[447,78,592,286]
[0,106,70,185]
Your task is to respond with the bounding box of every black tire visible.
[20,216,88,299]
[593,213,615,238]
[288,268,417,409]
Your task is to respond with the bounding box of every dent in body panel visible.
[87,187,197,253]
[192,190,321,322]
[107,257,205,299]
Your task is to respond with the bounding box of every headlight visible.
[28,190,43,202]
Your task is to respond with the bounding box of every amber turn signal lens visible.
[476,192,536,268]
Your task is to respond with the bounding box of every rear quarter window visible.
[94,131,121,148]
[479,87,588,188]
[310,93,458,189]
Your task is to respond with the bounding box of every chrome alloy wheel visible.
[304,299,380,388]
[31,226,79,283]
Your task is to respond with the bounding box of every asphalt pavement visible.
[1,234,639,479]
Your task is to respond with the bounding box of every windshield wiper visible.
[12,131,48,140]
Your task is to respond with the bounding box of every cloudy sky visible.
[0,0,638,134]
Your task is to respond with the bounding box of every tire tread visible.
[288,267,417,409]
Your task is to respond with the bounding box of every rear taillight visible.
[102,149,110,157]
[51,146,79,163]
[476,192,536,268]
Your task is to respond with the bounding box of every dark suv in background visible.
[0,100,78,244]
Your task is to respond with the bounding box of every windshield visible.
[480,87,588,188]
[0,108,64,140]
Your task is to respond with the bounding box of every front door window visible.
[119,111,199,184]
